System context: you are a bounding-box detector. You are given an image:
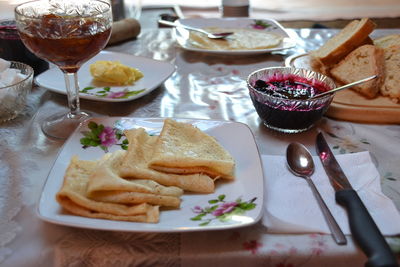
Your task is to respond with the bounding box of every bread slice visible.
[310,36,374,75]
[374,34,400,49]
[380,45,400,102]
[310,18,376,67]
[330,44,384,99]
[148,119,235,179]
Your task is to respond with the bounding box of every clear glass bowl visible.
[0,61,33,122]
[247,67,336,133]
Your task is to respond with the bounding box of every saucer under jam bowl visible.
[247,67,336,134]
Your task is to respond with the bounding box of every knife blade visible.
[316,132,398,267]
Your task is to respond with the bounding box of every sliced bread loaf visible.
[380,45,400,102]
[374,34,400,50]
[310,18,376,67]
[330,44,384,99]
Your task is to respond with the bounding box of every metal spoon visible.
[310,75,378,99]
[286,142,347,245]
[158,19,234,39]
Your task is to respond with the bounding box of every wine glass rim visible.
[14,0,111,18]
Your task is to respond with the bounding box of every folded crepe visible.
[87,150,183,208]
[56,156,159,223]
[148,119,235,179]
[119,127,216,193]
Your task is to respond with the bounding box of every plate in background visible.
[174,18,296,55]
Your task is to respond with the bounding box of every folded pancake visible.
[89,191,181,208]
[148,119,235,179]
[87,150,183,208]
[56,156,159,223]
[119,128,216,193]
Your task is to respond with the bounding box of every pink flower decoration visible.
[289,247,298,255]
[99,126,118,147]
[243,240,262,254]
[108,91,127,99]
[309,233,319,239]
[252,25,265,30]
[212,201,238,216]
[312,247,324,256]
[192,206,203,213]
[274,243,286,249]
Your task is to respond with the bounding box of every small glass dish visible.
[0,61,33,122]
[247,67,336,133]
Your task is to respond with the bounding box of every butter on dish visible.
[89,60,143,85]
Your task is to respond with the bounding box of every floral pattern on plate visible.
[80,121,128,152]
[80,86,146,99]
[191,194,257,226]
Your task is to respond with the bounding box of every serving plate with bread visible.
[38,117,264,232]
[286,18,400,124]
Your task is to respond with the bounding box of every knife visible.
[316,132,398,267]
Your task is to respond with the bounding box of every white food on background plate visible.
[189,28,283,50]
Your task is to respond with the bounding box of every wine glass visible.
[15,0,112,139]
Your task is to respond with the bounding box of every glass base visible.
[41,110,90,139]
[262,121,314,134]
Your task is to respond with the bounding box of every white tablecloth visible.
[1,28,400,267]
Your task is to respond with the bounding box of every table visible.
[1,19,400,267]
[140,0,400,22]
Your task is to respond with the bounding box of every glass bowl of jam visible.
[247,67,336,133]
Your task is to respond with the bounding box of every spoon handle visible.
[310,75,378,99]
[306,178,347,245]
[158,19,209,35]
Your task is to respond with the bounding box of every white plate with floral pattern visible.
[174,18,296,55]
[34,51,175,102]
[38,117,264,232]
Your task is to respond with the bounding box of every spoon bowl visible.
[286,142,315,178]
[286,142,347,245]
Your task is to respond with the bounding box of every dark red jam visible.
[253,75,329,100]
[250,74,332,132]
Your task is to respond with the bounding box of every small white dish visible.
[34,51,175,102]
[38,117,264,232]
[173,18,296,55]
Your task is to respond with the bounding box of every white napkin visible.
[262,151,400,236]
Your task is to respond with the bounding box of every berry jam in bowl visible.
[247,67,336,133]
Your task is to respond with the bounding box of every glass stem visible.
[63,72,81,118]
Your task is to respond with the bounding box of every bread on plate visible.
[380,45,400,101]
[330,44,385,99]
[310,18,376,70]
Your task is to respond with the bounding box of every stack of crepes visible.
[56,119,235,223]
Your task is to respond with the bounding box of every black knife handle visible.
[336,189,399,267]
